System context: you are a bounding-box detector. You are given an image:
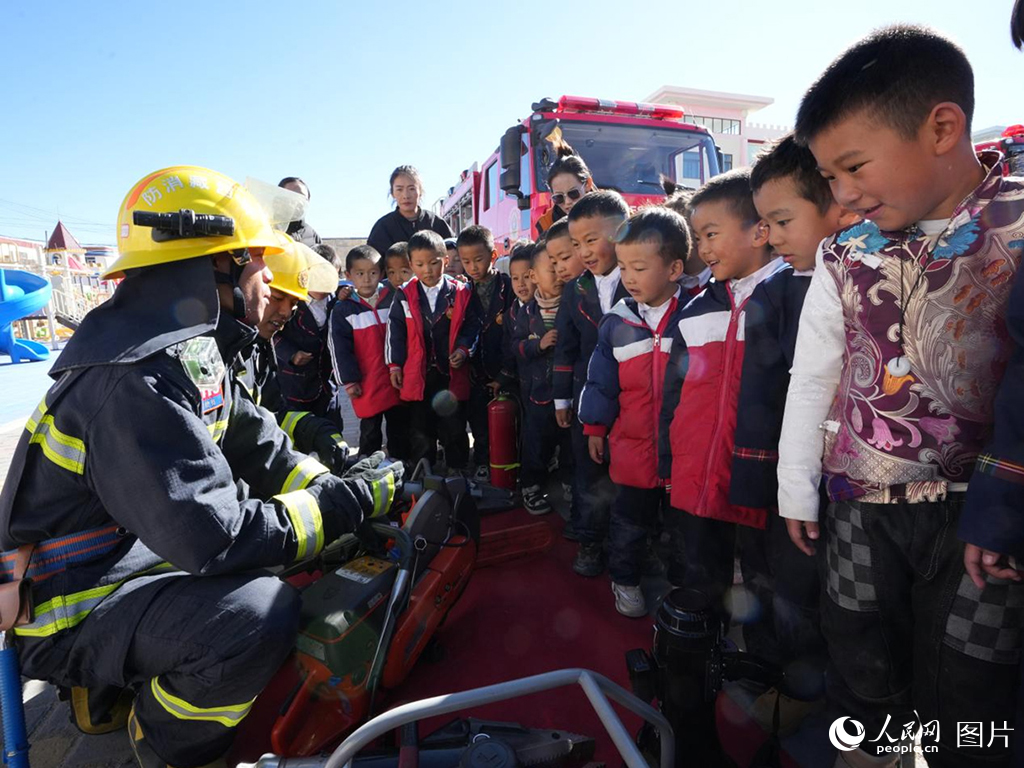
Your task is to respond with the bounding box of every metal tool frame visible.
[239,667,673,768]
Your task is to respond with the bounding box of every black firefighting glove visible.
[343,451,405,517]
[312,431,353,475]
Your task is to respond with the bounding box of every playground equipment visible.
[0,269,52,363]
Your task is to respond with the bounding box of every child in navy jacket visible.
[579,208,690,617]
[735,136,857,725]
[553,192,630,577]
[458,226,514,482]
[329,245,407,458]
[501,242,537,400]
[386,231,483,472]
[512,239,573,515]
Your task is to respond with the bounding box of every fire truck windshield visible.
[535,120,719,195]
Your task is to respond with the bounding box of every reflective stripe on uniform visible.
[280,457,329,494]
[25,398,86,475]
[14,562,176,638]
[371,471,396,517]
[25,399,47,433]
[206,419,229,444]
[280,411,310,440]
[150,677,255,728]
[274,489,324,561]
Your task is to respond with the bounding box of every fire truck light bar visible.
[556,95,686,121]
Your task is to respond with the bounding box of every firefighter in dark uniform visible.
[236,232,349,468]
[0,166,403,768]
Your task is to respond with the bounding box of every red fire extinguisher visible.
[487,394,519,490]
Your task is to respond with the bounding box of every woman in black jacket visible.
[367,165,452,256]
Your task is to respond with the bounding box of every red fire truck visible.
[438,95,722,252]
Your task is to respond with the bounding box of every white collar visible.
[729,257,785,305]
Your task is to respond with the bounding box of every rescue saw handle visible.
[133,209,235,238]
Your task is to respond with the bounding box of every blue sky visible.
[1,0,1020,245]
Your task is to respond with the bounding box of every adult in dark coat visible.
[367,165,452,256]
[279,176,322,247]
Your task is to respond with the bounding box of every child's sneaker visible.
[611,582,647,617]
[522,485,552,515]
[572,542,605,577]
[473,465,490,483]
[561,482,573,504]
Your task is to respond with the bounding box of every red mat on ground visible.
[382,507,653,763]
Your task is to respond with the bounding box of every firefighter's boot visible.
[63,684,134,735]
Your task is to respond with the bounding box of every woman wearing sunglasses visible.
[536,142,597,236]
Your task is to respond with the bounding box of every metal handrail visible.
[239,667,672,768]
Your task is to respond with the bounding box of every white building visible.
[973,125,1009,144]
[645,86,790,170]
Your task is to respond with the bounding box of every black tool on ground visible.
[133,209,235,240]
[625,588,782,768]
[349,718,596,768]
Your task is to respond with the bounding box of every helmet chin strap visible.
[213,260,248,321]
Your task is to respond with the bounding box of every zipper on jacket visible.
[694,291,747,515]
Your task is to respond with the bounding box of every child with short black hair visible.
[544,219,584,285]
[512,240,573,514]
[778,25,1024,767]
[274,244,340,422]
[661,179,708,296]
[444,237,464,279]
[555,191,630,575]
[502,244,536,395]
[384,242,412,288]
[329,245,407,458]
[659,167,784,650]
[457,225,514,482]
[386,230,482,473]
[579,207,690,616]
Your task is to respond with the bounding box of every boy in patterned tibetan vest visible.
[778,25,1024,768]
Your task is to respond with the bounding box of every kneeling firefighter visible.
[0,166,402,768]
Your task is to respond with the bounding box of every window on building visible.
[747,143,766,162]
[682,151,701,179]
[690,115,741,135]
[722,154,734,172]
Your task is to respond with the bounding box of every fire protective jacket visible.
[234,337,348,461]
[0,257,387,671]
[578,295,683,489]
[328,285,402,419]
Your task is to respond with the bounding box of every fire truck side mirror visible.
[499,126,526,198]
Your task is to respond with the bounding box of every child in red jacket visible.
[329,245,407,458]
[658,169,783,635]
[386,231,483,472]
[579,207,690,617]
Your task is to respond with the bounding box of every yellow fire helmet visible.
[266,233,338,301]
[105,166,284,279]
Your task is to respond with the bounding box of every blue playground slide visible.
[0,268,53,363]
